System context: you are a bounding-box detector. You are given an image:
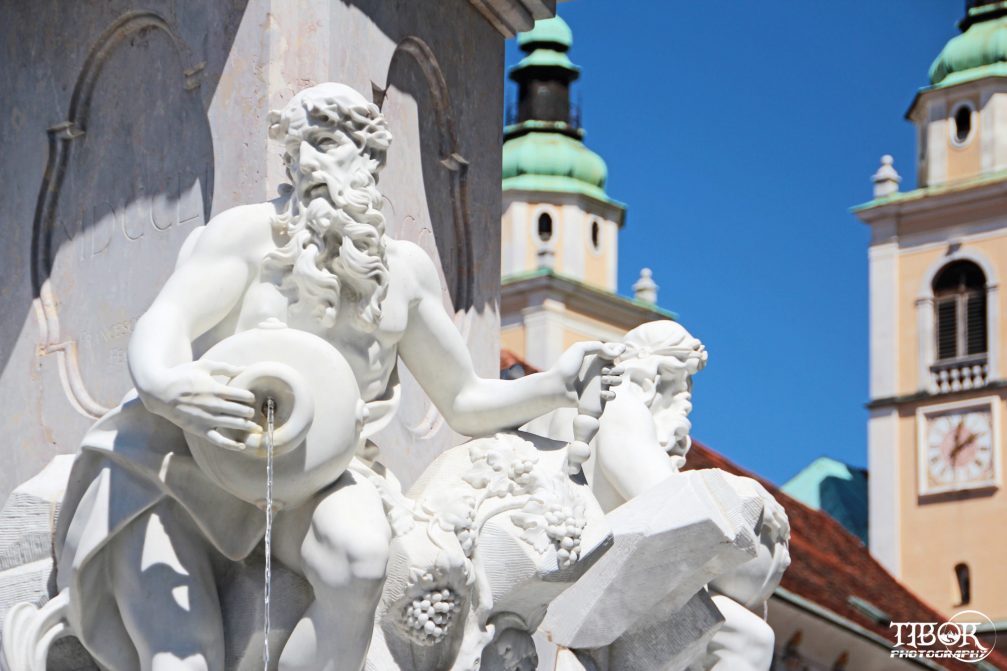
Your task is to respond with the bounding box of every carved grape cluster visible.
[456,523,476,558]
[544,504,585,568]
[402,587,459,645]
[508,458,536,488]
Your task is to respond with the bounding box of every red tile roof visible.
[500,349,539,374]
[684,440,1007,670]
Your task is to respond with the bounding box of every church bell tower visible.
[500,16,670,371]
[854,0,1007,621]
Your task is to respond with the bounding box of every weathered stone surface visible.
[581,590,724,671]
[0,456,73,623]
[0,0,508,502]
[540,469,762,650]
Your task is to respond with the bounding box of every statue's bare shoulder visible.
[181,199,284,266]
[384,238,442,302]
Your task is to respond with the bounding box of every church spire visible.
[961,0,1007,31]
[930,1,1007,84]
[507,16,581,139]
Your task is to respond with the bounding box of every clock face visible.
[922,404,997,494]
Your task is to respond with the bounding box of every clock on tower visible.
[917,398,999,495]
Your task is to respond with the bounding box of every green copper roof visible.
[781,457,868,545]
[502,131,611,198]
[511,48,580,77]
[930,15,1007,85]
[503,14,622,213]
[517,16,572,51]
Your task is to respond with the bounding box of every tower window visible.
[933,260,987,361]
[537,213,553,242]
[951,102,975,146]
[591,220,601,251]
[954,562,971,606]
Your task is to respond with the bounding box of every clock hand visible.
[950,431,980,468]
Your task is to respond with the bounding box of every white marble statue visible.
[1,83,622,671]
[1,82,791,671]
[365,429,613,671]
[537,321,791,671]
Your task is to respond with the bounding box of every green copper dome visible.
[502,131,608,198]
[511,48,579,75]
[517,16,572,51]
[930,15,1007,85]
[503,14,623,214]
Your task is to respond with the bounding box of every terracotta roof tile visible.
[500,349,539,374]
[684,440,1007,670]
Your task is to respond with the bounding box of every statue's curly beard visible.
[651,390,694,467]
[263,162,390,332]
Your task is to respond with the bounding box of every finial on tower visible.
[537,246,556,271]
[633,268,659,304]
[872,155,901,198]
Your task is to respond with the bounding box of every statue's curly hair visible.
[622,320,707,371]
[267,83,392,175]
[263,84,393,332]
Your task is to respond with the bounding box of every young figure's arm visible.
[594,380,679,499]
[128,207,265,449]
[396,242,619,437]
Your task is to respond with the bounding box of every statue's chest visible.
[236,280,406,401]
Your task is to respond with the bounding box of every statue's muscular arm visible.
[395,241,612,437]
[127,205,269,449]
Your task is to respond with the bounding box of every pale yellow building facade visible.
[855,2,1007,623]
[499,15,669,371]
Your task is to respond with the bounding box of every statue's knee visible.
[725,608,774,665]
[304,515,390,589]
[151,650,220,671]
[748,616,775,662]
[711,595,775,667]
[345,526,391,582]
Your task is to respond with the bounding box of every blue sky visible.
[505,2,964,484]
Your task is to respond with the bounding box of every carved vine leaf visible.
[463,439,540,499]
[465,437,589,568]
[510,501,552,554]
[512,476,587,568]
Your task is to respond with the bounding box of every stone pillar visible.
[0,0,554,500]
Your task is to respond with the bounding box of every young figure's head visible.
[620,320,707,466]
[264,83,394,331]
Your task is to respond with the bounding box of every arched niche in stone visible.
[33,11,213,420]
[371,36,476,486]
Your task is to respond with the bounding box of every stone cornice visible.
[866,380,1007,410]
[501,270,675,330]
[468,0,556,37]
[852,171,1007,229]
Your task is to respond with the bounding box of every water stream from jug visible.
[263,397,276,671]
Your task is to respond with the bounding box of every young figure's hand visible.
[137,360,260,450]
[550,340,626,403]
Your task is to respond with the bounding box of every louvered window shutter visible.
[966,291,987,356]
[936,298,958,360]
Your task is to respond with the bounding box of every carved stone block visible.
[0,456,73,624]
[540,469,763,649]
[578,590,724,671]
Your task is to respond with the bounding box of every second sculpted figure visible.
[4,84,619,671]
[2,82,791,671]
[540,321,791,671]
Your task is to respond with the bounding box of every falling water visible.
[263,398,276,671]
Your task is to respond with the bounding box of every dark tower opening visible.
[506,17,582,140]
[516,75,572,125]
[962,0,1007,29]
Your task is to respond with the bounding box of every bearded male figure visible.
[18,84,612,671]
[597,321,790,671]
